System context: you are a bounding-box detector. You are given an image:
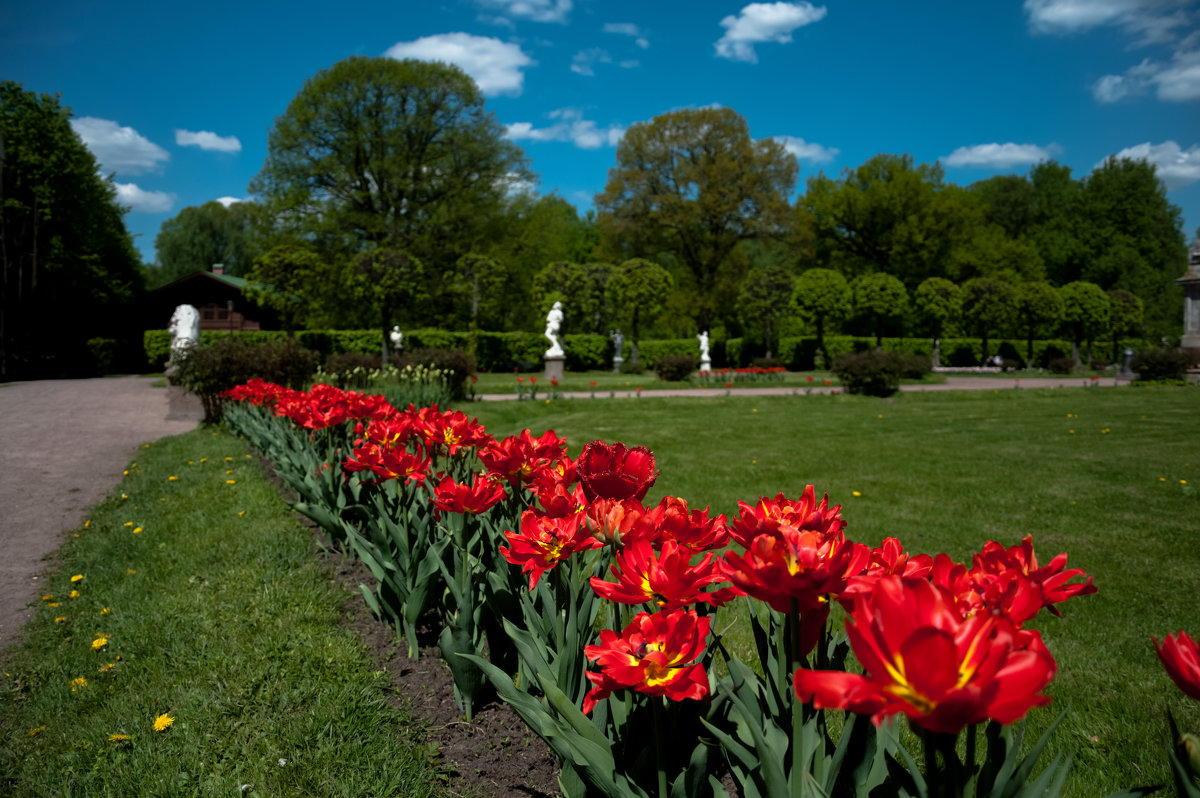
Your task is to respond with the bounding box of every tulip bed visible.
[220,379,1200,797]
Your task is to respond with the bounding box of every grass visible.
[462,385,1200,796]
[0,428,446,797]
[472,368,853,395]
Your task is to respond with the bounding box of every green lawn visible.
[0,429,446,797]
[462,385,1200,796]
[470,368,845,395]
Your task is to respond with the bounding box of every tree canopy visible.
[151,200,253,288]
[1,81,143,378]
[606,258,672,364]
[595,107,797,330]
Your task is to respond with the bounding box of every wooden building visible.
[145,265,279,332]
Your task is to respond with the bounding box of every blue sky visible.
[4,0,1199,266]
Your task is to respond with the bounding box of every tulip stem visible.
[653,698,669,798]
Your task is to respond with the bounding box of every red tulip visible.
[1154,631,1200,701]
[576,440,658,502]
[500,510,601,590]
[583,609,711,714]
[590,538,735,611]
[430,474,507,515]
[794,576,1056,735]
[653,496,730,552]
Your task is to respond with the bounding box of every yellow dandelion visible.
[1182,480,1189,485]
[199,458,207,463]
[187,460,194,465]
[225,469,233,474]
[152,713,174,732]
[877,414,883,419]
[238,510,246,517]
[29,726,46,737]
[1070,500,1077,505]
[48,602,59,607]
[70,574,83,582]
[68,590,79,599]
[225,457,233,462]
[107,733,130,743]
[751,459,757,465]
[70,677,88,691]
[126,569,136,575]
[159,497,165,502]
[168,476,178,481]
[245,454,252,459]
[852,491,862,497]
[41,595,53,601]
[91,636,108,651]
[100,607,110,615]
[98,662,115,673]
[124,521,133,527]
[54,616,66,623]
[120,493,128,499]
[123,470,129,476]
[1160,477,1167,482]
[226,479,236,485]
[1069,430,1075,434]
[83,520,90,528]
[133,527,142,534]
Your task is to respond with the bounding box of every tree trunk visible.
[765,318,774,360]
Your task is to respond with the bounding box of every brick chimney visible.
[212,263,224,275]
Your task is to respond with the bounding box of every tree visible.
[851,272,908,348]
[595,107,797,329]
[914,277,961,367]
[959,278,1017,364]
[1015,281,1064,366]
[450,253,510,330]
[533,261,587,320]
[246,244,327,335]
[793,268,851,366]
[1,82,144,379]
[249,56,530,269]
[606,258,672,366]
[151,200,253,287]
[737,267,795,359]
[349,249,427,362]
[1106,289,1144,365]
[1058,281,1110,367]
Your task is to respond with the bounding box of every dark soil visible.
[261,456,562,798]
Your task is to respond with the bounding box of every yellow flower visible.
[91,636,108,650]
[48,602,59,608]
[225,457,233,462]
[29,726,46,737]
[1069,429,1075,434]
[68,590,79,599]
[107,733,130,743]
[83,520,90,528]
[41,595,52,601]
[159,497,165,502]
[133,527,142,534]
[54,616,66,623]
[1160,477,1167,482]
[199,458,207,463]
[70,574,83,582]
[168,476,178,481]
[123,521,133,526]
[152,713,174,732]
[226,469,233,474]
[70,677,88,691]
[238,510,246,517]
[126,569,137,575]
[123,470,129,476]
[226,479,236,485]
[1182,480,1189,485]
[100,607,111,615]
[852,491,862,497]
[98,662,115,673]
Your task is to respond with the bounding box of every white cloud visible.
[385,33,533,96]
[215,196,246,207]
[1023,0,1191,44]
[506,108,624,149]
[619,59,640,69]
[942,142,1057,168]
[114,182,175,213]
[70,117,169,175]
[1099,140,1200,188]
[175,129,241,153]
[1093,48,1200,102]
[774,135,838,162]
[571,48,612,76]
[604,22,650,48]
[476,0,572,24]
[715,2,827,63]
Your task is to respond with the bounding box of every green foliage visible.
[596,106,797,329]
[249,55,529,270]
[606,258,673,362]
[1016,281,1065,364]
[173,337,319,422]
[350,248,427,359]
[1059,281,1111,364]
[654,353,698,381]
[245,243,327,333]
[830,350,904,396]
[737,266,795,358]
[150,200,254,288]
[851,272,909,346]
[914,277,962,339]
[450,252,510,330]
[960,277,1018,362]
[1,81,144,379]
[1131,348,1191,382]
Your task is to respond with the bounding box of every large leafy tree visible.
[349,249,427,362]
[1058,281,1110,367]
[595,107,797,329]
[0,82,144,378]
[737,266,795,359]
[450,253,511,331]
[606,258,672,366]
[249,56,530,272]
[1106,289,1144,365]
[850,272,909,348]
[1015,281,1064,366]
[151,200,254,287]
[245,244,327,335]
[914,277,961,367]
[793,268,851,366]
[960,278,1017,364]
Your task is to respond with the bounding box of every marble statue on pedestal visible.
[698,330,712,372]
[168,304,201,362]
[389,326,403,352]
[610,328,624,373]
[545,301,565,358]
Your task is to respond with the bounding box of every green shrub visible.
[1131,348,1191,382]
[86,337,118,376]
[636,338,700,368]
[397,347,476,399]
[751,356,784,370]
[654,353,697,381]
[174,337,319,423]
[897,352,932,380]
[1048,357,1075,375]
[322,352,384,388]
[831,350,902,397]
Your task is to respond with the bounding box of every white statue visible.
[544,301,565,358]
[610,328,624,373]
[168,304,201,362]
[698,330,712,372]
[389,325,403,351]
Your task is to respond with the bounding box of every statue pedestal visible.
[544,356,565,382]
[612,356,624,374]
[700,356,712,373]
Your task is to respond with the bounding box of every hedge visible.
[144,328,1147,373]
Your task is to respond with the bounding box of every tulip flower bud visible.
[1180,732,1200,776]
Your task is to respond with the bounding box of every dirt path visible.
[0,377,199,653]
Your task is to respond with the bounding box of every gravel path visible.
[0,377,199,653]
